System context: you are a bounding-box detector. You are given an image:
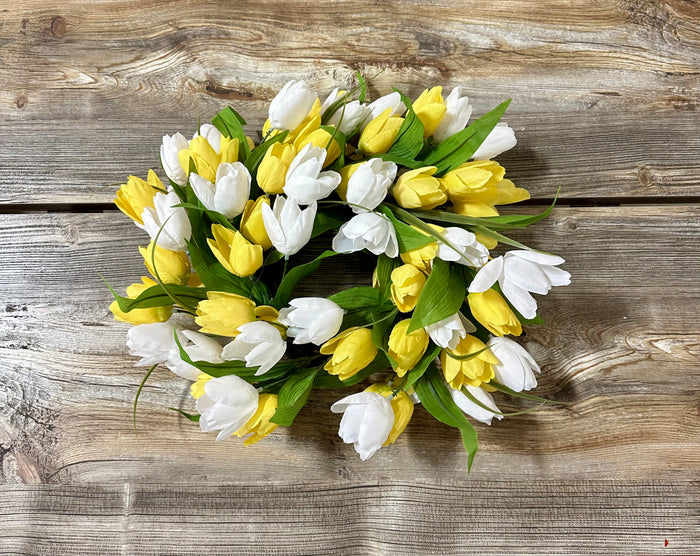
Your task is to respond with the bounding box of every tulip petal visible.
[468,256,503,292]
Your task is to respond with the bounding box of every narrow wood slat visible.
[0,480,697,555]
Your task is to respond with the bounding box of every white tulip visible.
[327,101,371,136]
[138,190,192,251]
[189,162,251,218]
[166,329,224,380]
[320,87,341,115]
[469,250,571,319]
[160,132,189,186]
[432,87,472,143]
[332,212,399,258]
[331,391,394,460]
[260,196,316,258]
[196,375,259,441]
[269,80,317,131]
[283,144,341,205]
[278,297,344,345]
[424,312,476,350]
[473,122,517,160]
[345,158,397,213]
[192,123,223,154]
[437,227,489,267]
[222,321,286,376]
[487,336,539,392]
[127,321,184,367]
[361,92,407,130]
[451,386,503,426]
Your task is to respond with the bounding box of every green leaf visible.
[380,205,435,253]
[414,365,479,471]
[404,343,441,388]
[245,130,289,176]
[328,287,379,311]
[106,282,207,313]
[367,153,425,169]
[168,407,201,422]
[313,352,391,388]
[271,366,320,426]
[387,89,424,159]
[133,364,157,433]
[489,381,571,405]
[471,226,534,251]
[422,99,511,176]
[271,250,337,308]
[375,253,399,305]
[212,106,249,162]
[443,346,489,361]
[408,258,466,333]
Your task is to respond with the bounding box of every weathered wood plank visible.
[0,481,697,555]
[1,0,699,203]
[0,208,698,486]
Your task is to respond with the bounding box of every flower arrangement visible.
[108,75,570,467]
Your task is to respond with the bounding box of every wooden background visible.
[1,0,699,554]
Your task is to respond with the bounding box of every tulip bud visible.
[390,264,426,312]
[257,142,296,195]
[138,191,192,252]
[195,291,256,336]
[392,166,447,209]
[268,80,318,131]
[109,277,172,324]
[425,312,475,350]
[337,158,397,213]
[412,86,447,138]
[178,135,220,183]
[190,162,251,219]
[358,109,404,155]
[467,290,522,337]
[222,321,286,375]
[440,334,498,390]
[320,327,378,381]
[240,196,273,250]
[451,386,503,425]
[278,297,344,345]
[193,124,223,153]
[160,133,189,186]
[261,196,316,258]
[332,212,399,258]
[363,92,406,130]
[166,329,224,380]
[436,227,489,268]
[234,393,279,446]
[399,225,442,272]
[473,122,517,160]
[487,336,539,392]
[283,144,341,204]
[387,319,429,377]
[294,127,342,167]
[207,224,263,278]
[366,383,414,445]
[432,87,472,143]
[139,240,191,285]
[127,320,184,367]
[115,170,160,225]
[326,100,371,136]
[196,375,260,441]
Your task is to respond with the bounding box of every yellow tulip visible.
[440,334,499,389]
[392,166,447,209]
[337,163,362,200]
[207,224,263,278]
[320,327,378,381]
[444,160,530,217]
[139,240,191,285]
[412,86,447,138]
[365,383,414,445]
[294,127,341,167]
[240,196,273,250]
[387,319,429,377]
[285,98,322,144]
[390,264,426,312]
[178,135,220,183]
[190,373,213,399]
[114,170,161,224]
[195,291,256,336]
[468,289,522,337]
[219,136,240,165]
[235,393,279,446]
[109,277,172,324]
[254,305,287,339]
[358,108,404,155]
[257,143,296,194]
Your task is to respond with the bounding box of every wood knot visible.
[50,16,66,37]
[16,94,27,110]
[637,165,654,188]
[62,224,79,244]
[564,218,578,231]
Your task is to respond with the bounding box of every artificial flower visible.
[363,91,406,127]
[436,227,489,268]
[235,393,279,446]
[451,386,503,425]
[469,250,570,319]
[440,334,498,389]
[412,86,447,138]
[357,108,404,155]
[332,212,399,258]
[366,382,414,445]
[487,336,539,392]
[160,132,189,186]
[115,170,160,225]
[472,122,517,160]
[392,166,447,209]
[278,297,344,346]
[322,90,371,135]
[432,87,472,143]
[260,196,316,258]
[138,190,192,252]
[126,320,183,367]
[195,291,256,336]
[207,224,263,278]
[257,142,296,195]
[399,225,442,272]
[167,329,224,380]
[192,124,223,154]
[283,144,341,204]
[320,327,378,381]
[268,80,318,131]
[467,289,522,337]
[240,196,273,250]
[390,264,426,312]
[189,162,251,218]
[195,375,260,441]
[109,277,172,324]
[222,320,286,375]
[424,312,476,350]
[338,158,397,213]
[178,135,224,183]
[294,128,342,167]
[139,240,191,285]
[387,319,429,377]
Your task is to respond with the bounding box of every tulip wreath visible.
[107,74,570,467]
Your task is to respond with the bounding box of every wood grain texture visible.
[1,0,699,203]
[1,480,698,555]
[0,208,698,487]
